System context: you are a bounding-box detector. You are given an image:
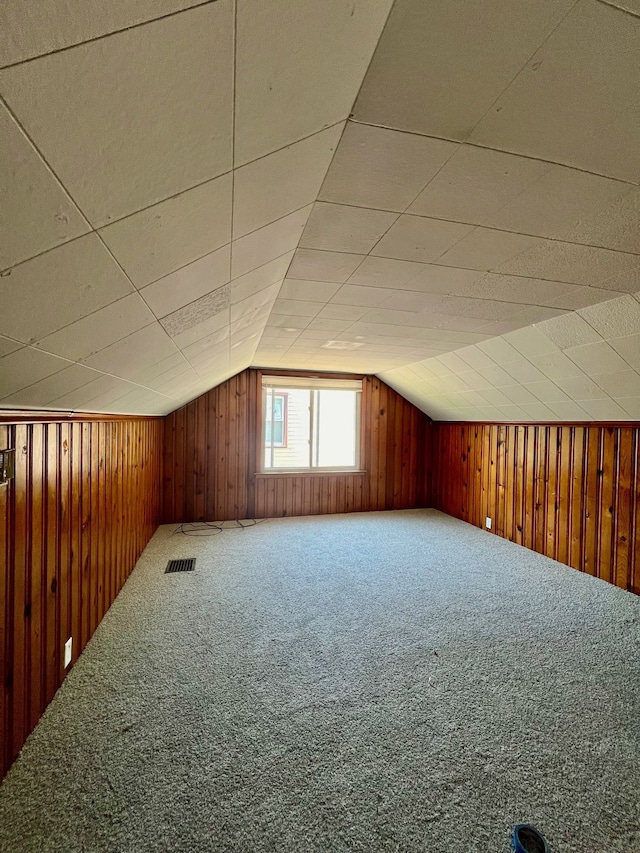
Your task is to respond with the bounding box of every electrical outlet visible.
[64,637,72,669]
[485,516,492,530]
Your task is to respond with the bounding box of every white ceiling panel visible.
[35,293,156,362]
[319,123,457,212]
[404,266,483,296]
[0,362,101,407]
[595,267,640,296]
[448,273,585,310]
[483,165,635,246]
[437,228,544,272]
[371,215,474,264]
[234,0,392,165]
[0,337,22,358]
[229,254,293,305]
[535,313,602,350]
[0,346,70,397]
[271,299,324,319]
[300,202,398,255]
[578,295,640,339]
[331,284,396,308]
[545,400,591,420]
[279,280,342,303]
[529,351,585,381]
[131,352,189,386]
[265,314,312,331]
[1,102,89,269]
[0,235,134,344]
[47,373,137,411]
[560,186,640,254]
[592,370,640,399]
[138,246,231,319]
[232,125,343,239]
[408,144,550,223]
[578,398,628,419]
[502,326,559,359]
[375,290,436,314]
[181,333,229,363]
[347,256,426,290]
[98,390,176,416]
[82,323,179,380]
[619,397,640,418]
[90,381,171,412]
[230,282,281,325]
[231,207,311,280]
[287,249,364,283]
[0,2,234,225]
[564,341,630,375]
[470,1,640,183]
[609,334,640,371]
[353,0,574,140]
[372,216,473,263]
[100,173,232,288]
[408,142,637,250]
[496,241,640,287]
[0,0,206,67]
[169,307,230,350]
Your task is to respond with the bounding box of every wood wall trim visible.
[1,417,162,780]
[0,410,163,425]
[433,420,640,427]
[163,369,432,522]
[432,422,640,596]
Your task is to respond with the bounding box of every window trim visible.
[259,375,363,474]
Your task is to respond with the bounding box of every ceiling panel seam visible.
[347,118,640,188]
[0,0,218,71]
[595,0,640,18]
[275,244,638,289]
[462,0,582,145]
[293,198,640,257]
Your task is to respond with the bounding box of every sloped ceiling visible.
[1,0,639,420]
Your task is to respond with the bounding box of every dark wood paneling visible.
[163,370,432,522]
[1,417,162,779]
[432,422,640,595]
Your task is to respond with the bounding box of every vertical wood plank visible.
[431,421,639,597]
[2,415,162,780]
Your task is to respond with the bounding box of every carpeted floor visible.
[1,509,639,853]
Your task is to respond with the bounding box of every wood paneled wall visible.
[1,416,163,779]
[163,370,431,522]
[433,423,640,594]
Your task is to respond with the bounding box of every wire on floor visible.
[173,519,268,536]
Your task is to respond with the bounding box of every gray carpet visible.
[1,510,639,853]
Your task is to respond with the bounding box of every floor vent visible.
[165,558,196,574]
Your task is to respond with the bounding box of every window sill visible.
[254,470,367,478]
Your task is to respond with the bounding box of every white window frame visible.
[261,376,362,473]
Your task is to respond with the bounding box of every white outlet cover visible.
[64,637,72,669]
[485,517,492,530]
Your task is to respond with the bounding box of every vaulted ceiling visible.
[2,0,639,420]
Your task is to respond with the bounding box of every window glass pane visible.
[265,394,285,448]
[315,389,357,468]
[266,421,283,444]
[266,388,310,469]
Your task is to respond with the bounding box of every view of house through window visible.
[262,376,362,471]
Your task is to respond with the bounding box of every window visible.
[262,376,362,472]
[265,393,287,447]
